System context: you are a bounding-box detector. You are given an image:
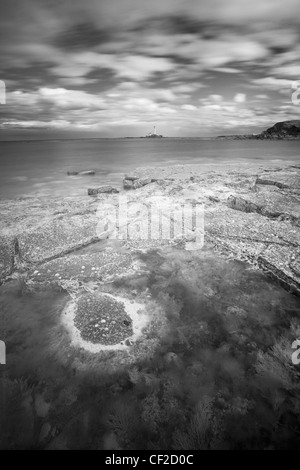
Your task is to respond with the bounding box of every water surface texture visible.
[1,245,300,449]
[0,138,299,198]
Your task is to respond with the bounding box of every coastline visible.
[1,158,299,296]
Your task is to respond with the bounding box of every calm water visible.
[0,138,299,199]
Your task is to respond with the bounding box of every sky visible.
[0,0,300,139]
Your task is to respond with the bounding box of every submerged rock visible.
[124,175,139,181]
[68,170,95,176]
[164,352,182,367]
[88,186,119,195]
[62,292,151,353]
[29,251,135,283]
[74,293,133,345]
[39,423,52,443]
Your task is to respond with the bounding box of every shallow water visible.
[1,245,300,449]
[0,138,299,198]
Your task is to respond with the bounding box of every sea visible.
[1,137,300,449]
[0,138,299,199]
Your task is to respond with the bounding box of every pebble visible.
[55,273,59,277]
[101,319,106,323]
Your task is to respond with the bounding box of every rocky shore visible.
[0,159,300,351]
[1,158,300,450]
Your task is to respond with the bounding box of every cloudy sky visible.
[1,0,300,139]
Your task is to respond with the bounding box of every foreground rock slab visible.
[0,235,14,282]
[28,250,147,284]
[18,213,99,263]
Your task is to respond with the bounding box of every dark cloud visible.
[269,45,293,55]
[54,22,111,51]
[164,16,221,38]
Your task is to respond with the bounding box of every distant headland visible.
[217,120,300,140]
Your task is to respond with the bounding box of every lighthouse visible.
[145,125,163,138]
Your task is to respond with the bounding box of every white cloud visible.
[51,64,94,78]
[57,77,98,86]
[49,51,177,81]
[172,37,268,69]
[171,84,203,94]
[251,77,294,96]
[207,94,223,102]
[1,120,71,129]
[38,87,106,109]
[252,77,293,88]
[113,55,175,80]
[271,65,300,78]
[255,94,269,99]
[8,88,106,113]
[181,104,197,110]
[234,93,246,103]
[212,67,242,74]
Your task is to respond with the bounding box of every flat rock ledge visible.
[0,160,300,298]
[124,162,300,295]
